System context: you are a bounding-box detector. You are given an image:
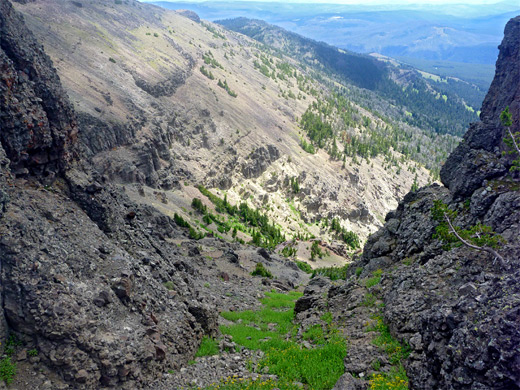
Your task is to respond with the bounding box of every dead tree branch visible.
[444,212,507,268]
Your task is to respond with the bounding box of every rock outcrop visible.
[0,0,77,180]
[296,15,520,390]
[241,145,280,179]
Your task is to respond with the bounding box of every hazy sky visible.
[144,0,507,3]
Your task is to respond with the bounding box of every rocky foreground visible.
[1,0,519,389]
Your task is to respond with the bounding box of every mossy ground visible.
[208,290,347,389]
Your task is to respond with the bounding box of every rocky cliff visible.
[296,15,520,390]
[0,2,308,388]
[0,0,77,180]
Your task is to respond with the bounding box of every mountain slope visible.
[217,17,480,137]
[13,0,443,251]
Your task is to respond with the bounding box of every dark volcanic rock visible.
[0,3,310,389]
[357,17,520,390]
[0,0,78,179]
[441,16,520,198]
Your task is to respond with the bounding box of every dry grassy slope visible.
[16,0,430,252]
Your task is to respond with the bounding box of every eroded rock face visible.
[241,145,280,179]
[296,15,520,390]
[440,16,520,198]
[0,0,78,179]
[1,184,202,388]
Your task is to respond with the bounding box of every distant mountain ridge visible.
[151,1,518,67]
[217,17,482,137]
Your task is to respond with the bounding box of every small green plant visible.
[290,176,300,194]
[320,311,333,325]
[431,200,506,265]
[173,213,189,228]
[371,359,381,371]
[361,293,377,307]
[27,349,38,357]
[300,138,315,154]
[191,197,207,214]
[295,260,312,274]
[363,269,383,288]
[195,336,219,357]
[0,357,16,385]
[163,281,174,290]
[310,241,324,260]
[366,315,411,365]
[217,79,237,97]
[188,226,205,240]
[108,57,116,63]
[200,65,215,80]
[251,263,273,278]
[4,334,21,357]
[410,174,419,192]
[302,324,326,344]
[355,267,363,277]
[281,245,298,259]
[369,365,408,390]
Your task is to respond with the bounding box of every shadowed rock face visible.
[440,16,520,199]
[296,15,520,390]
[0,0,78,180]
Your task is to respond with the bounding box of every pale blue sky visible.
[142,0,509,3]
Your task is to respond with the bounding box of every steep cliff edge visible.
[296,16,520,390]
[0,0,77,179]
[441,16,520,198]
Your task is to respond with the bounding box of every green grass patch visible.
[363,269,383,288]
[302,324,326,344]
[204,376,303,389]
[195,336,219,357]
[366,315,411,365]
[369,365,409,390]
[260,291,303,309]
[259,335,346,389]
[220,290,346,389]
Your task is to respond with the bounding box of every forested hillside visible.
[218,17,481,137]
